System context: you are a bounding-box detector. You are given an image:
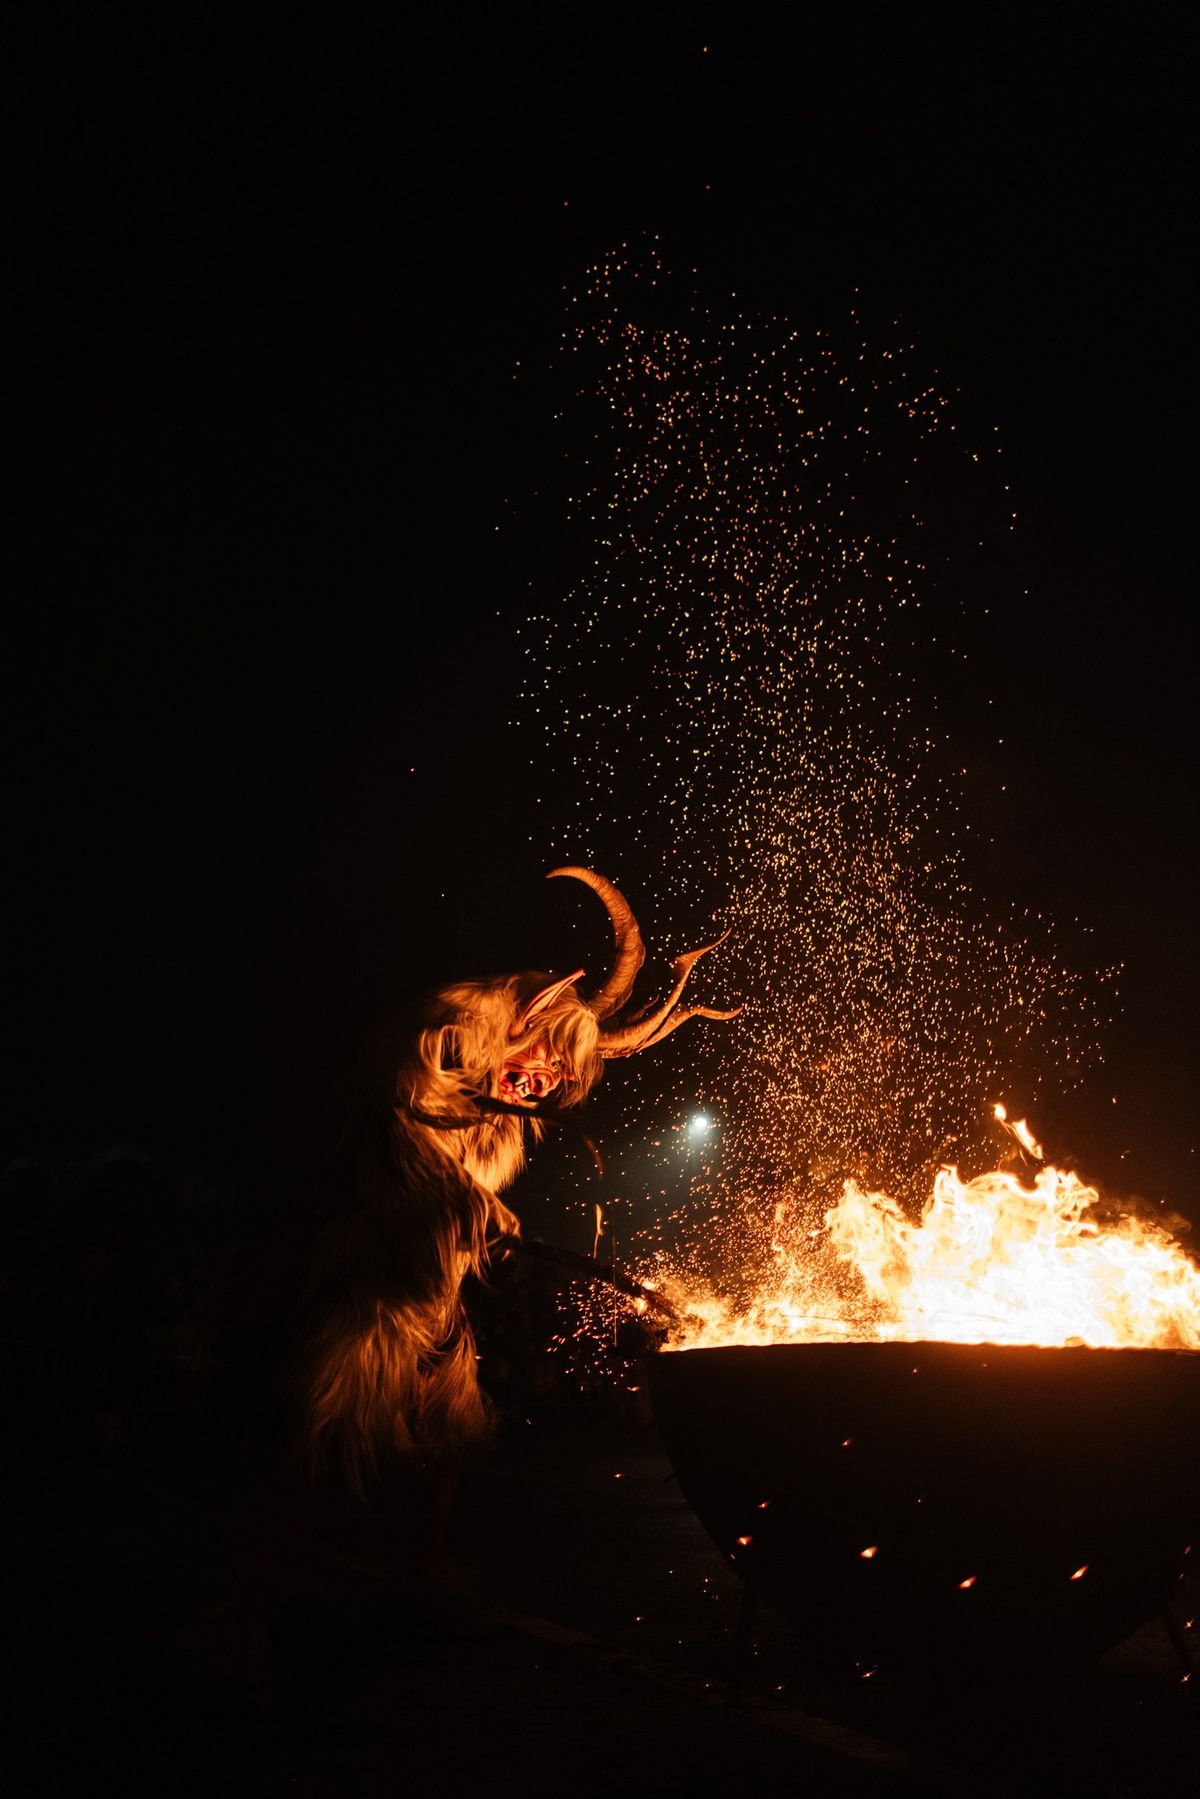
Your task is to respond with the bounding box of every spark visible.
[514,239,1113,1362]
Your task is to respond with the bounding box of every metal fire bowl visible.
[648,1342,1200,1676]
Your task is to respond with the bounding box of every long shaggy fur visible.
[292,973,602,1498]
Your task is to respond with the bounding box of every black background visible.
[7,7,1196,1218]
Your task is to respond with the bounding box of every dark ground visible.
[5,1372,1197,1799]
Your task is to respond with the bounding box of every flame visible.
[654,1155,1200,1351]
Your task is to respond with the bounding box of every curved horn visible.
[546,866,645,1020]
[595,930,743,1058]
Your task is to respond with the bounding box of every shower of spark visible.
[509,240,1115,1328]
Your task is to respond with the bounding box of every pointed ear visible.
[511,968,586,1039]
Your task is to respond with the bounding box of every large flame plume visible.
[645,1120,1200,1351]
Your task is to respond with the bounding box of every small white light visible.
[690,1113,710,1136]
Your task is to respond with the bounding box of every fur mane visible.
[292,972,602,1497]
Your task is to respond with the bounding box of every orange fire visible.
[649,1128,1200,1352]
[993,1102,1043,1160]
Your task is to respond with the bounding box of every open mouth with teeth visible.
[497,1045,564,1106]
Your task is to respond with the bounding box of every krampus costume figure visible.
[184,868,738,1698]
[291,866,739,1505]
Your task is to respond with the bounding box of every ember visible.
[524,244,1116,1278]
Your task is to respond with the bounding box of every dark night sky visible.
[7,9,1197,1215]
